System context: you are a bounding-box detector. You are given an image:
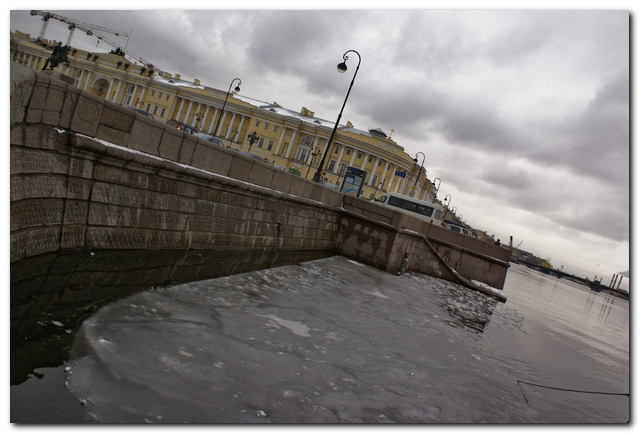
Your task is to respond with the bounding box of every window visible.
[258,138,265,148]
[127,85,135,92]
[334,146,340,153]
[166,95,170,101]
[357,152,363,159]
[152,106,158,115]
[264,122,270,130]
[328,160,336,171]
[145,103,151,112]
[255,120,261,127]
[273,125,279,133]
[267,140,274,151]
[160,108,166,117]
[387,196,434,217]
[368,156,373,163]
[124,95,132,105]
[346,149,352,156]
[151,90,155,96]
[372,175,378,186]
[296,147,310,162]
[158,92,163,99]
[378,160,383,166]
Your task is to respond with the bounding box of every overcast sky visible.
[8,3,631,287]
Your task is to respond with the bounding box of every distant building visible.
[10,30,436,201]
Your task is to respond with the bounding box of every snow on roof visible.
[234,94,387,140]
[154,74,205,89]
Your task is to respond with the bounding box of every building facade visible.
[10,30,437,201]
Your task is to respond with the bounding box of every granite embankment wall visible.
[10,62,510,291]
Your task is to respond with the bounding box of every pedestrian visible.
[397,253,409,275]
[494,239,501,246]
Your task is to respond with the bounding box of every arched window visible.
[296,135,315,161]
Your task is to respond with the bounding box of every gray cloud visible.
[9,8,629,274]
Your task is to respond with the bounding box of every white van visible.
[446,222,472,236]
[373,192,447,227]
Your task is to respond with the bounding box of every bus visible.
[373,192,447,228]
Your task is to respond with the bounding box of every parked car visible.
[167,119,196,134]
[194,133,225,147]
[122,105,154,119]
[239,151,268,162]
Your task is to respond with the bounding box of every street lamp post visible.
[413,152,425,186]
[195,112,204,131]
[214,78,241,139]
[313,50,361,183]
[431,178,441,203]
[247,131,259,152]
[306,148,321,177]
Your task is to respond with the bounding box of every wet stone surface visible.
[64,256,535,423]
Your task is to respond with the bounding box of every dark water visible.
[10,256,629,423]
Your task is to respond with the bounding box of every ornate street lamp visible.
[413,152,425,186]
[306,147,322,177]
[247,131,259,152]
[431,177,441,203]
[444,194,451,207]
[214,78,241,138]
[195,112,204,131]
[313,50,361,183]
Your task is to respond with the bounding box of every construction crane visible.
[29,10,156,71]
[30,10,128,46]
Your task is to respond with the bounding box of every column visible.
[137,86,149,108]
[359,152,368,171]
[225,112,238,139]
[82,71,93,91]
[366,156,380,185]
[306,135,320,164]
[234,115,246,143]
[284,130,298,159]
[167,92,179,117]
[215,111,228,136]
[191,102,203,128]
[347,147,357,168]
[333,144,346,174]
[207,108,220,134]
[111,79,123,103]
[201,105,211,131]
[274,127,287,155]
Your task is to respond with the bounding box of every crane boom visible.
[29,10,156,70]
[30,10,129,42]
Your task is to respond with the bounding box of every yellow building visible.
[10,30,437,201]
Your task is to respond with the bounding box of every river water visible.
[10,256,629,423]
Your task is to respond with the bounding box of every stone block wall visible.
[10,62,342,271]
[337,196,511,290]
[10,62,510,290]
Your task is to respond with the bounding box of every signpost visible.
[340,166,367,197]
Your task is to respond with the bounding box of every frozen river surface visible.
[62,256,629,423]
